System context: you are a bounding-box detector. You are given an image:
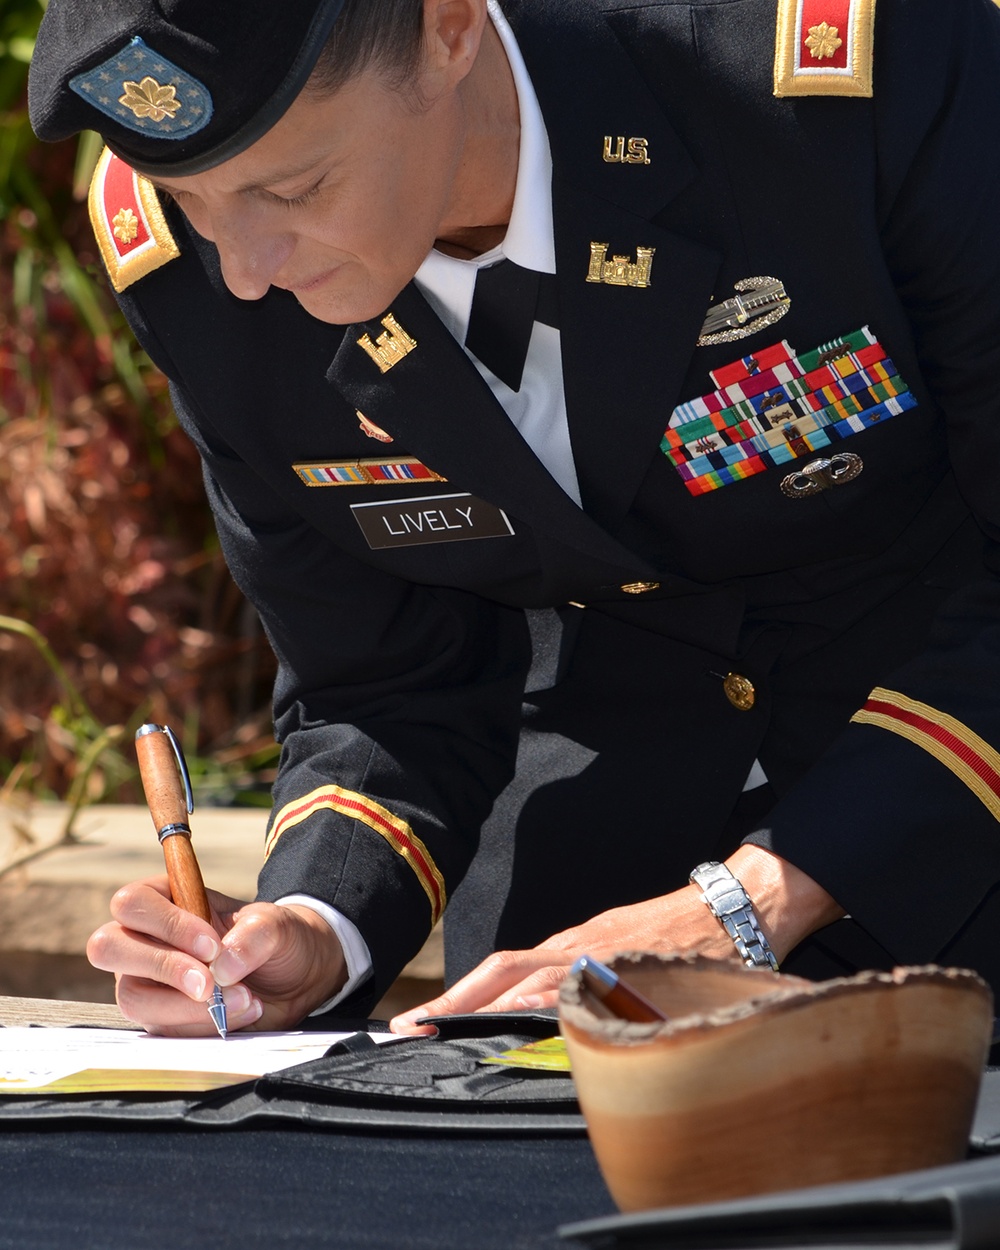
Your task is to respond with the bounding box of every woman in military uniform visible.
[28,0,1000,1039]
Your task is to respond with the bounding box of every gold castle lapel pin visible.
[357,314,417,373]
[698,277,791,346]
[586,243,655,289]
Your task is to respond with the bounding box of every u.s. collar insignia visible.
[698,277,790,346]
[602,137,651,165]
[774,0,876,98]
[70,37,213,138]
[88,147,180,292]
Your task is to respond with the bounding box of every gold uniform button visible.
[723,673,755,711]
[620,581,661,595]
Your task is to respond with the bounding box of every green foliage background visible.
[0,1,278,816]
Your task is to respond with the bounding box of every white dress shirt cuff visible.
[274,894,374,1013]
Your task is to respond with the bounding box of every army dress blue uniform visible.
[51,0,1000,1013]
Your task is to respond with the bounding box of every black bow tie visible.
[464,258,560,393]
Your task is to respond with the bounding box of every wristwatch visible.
[688,860,779,971]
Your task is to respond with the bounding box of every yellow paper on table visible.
[479,1035,571,1073]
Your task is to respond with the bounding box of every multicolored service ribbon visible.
[293,458,446,487]
[662,326,917,495]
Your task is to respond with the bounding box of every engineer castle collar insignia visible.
[586,243,655,289]
[357,314,418,373]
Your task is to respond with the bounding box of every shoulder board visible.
[774,0,876,98]
[87,147,180,293]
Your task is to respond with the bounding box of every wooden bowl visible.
[559,953,992,1212]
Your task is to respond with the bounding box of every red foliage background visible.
[0,140,277,802]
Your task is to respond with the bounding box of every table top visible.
[1,1000,995,1250]
[0,997,616,1249]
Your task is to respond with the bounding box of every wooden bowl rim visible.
[558,951,993,1045]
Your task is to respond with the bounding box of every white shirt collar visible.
[413,1,555,341]
[485,0,555,275]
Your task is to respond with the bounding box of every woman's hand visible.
[391,846,844,1033]
[87,875,347,1035]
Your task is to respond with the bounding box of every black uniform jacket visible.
[112,0,1000,1011]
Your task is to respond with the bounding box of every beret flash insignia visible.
[69,37,213,141]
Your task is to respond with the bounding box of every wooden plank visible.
[0,996,134,1029]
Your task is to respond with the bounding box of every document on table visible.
[0,1027,395,1095]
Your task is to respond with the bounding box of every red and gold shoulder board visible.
[774,0,876,98]
[87,146,180,293]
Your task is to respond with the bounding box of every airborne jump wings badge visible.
[774,0,876,98]
[88,147,180,292]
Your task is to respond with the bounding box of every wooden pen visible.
[571,955,667,1023]
[135,723,228,1038]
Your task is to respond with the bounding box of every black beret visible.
[29,0,347,176]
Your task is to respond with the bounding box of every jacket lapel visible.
[507,0,723,528]
[327,0,721,567]
[553,187,720,528]
[326,283,655,575]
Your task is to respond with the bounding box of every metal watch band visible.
[688,860,779,971]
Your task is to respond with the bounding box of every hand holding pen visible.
[85,725,349,1036]
[135,723,228,1038]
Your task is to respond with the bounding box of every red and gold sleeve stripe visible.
[264,785,446,924]
[852,687,1000,822]
[87,147,180,293]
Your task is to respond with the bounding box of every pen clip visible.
[136,722,194,815]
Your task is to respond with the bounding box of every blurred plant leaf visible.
[0,7,279,815]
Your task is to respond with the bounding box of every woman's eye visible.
[273,184,323,209]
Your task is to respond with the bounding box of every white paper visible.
[0,1027,395,1091]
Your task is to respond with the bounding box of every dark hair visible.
[307,0,427,95]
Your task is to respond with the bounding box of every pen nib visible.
[207,987,228,1039]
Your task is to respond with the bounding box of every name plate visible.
[351,492,515,550]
